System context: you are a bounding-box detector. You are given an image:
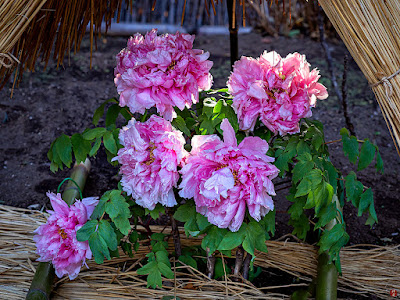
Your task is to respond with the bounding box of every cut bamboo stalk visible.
[25,159,91,300]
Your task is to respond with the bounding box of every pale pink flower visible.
[228,51,328,134]
[179,119,279,232]
[113,115,187,210]
[114,29,213,120]
[33,193,98,280]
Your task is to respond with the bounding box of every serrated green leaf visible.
[213,99,223,114]
[71,134,91,163]
[322,160,338,192]
[158,262,174,279]
[358,140,376,171]
[137,260,158,275]
[83,127,107,140]
[88,231,110,264]
[89,137,102,157]
[295,169,323,197]
[105,104,121,128]
[218,224,247,251]
[358,188,376,222]
[103,131,117,155]
[345,172,363,207]
[196,213,211,231]
[76,219,98,241]
[317,223,348,253]
[93,98,118,125]
[121,241,133,257]
[146,204,165,220]
[201,226,227,254]
[296,140,311,156]
[220,104,239,132]
[105,190,131,235]
[156,250,171,267]
[293,160,314,184]
[172,115,191,136]
[174,201,196,222]
[340,128,359,164]
[242,222,268,257]
[314,203,337,229]
[259,210,276,236]
[55,134,72,168]
[98,220,118,251]
[305,181,333,214]
[288,213,310,240]
[288,197,307,220]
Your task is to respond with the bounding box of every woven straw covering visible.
[0,204,399,299]
[319,0,400,155]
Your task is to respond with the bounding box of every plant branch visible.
[242,253,252,280]
[206,248,216,279]
[341,55,356,136]
[233,246,244,280]
[168,209,182,257]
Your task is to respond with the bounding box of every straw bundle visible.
[0,204,399,299]
[0,0,132,91]
[318,0,400,155]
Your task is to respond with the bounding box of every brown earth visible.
[0,31,399,251]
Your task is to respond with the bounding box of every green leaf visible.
[201,226,228,254]
[88,231,111,264]
[322,160,338,192]
[76,219,98,241]
[89,137,102,157]
[172,115,191,136]
[55,134,72,168]
[358,188,377,225]
[93,98,118,125]
[220,104,239,132]
[213,99,223,114]
[71,134,91,163]
[178,255,197,269]
[146,204,165,220]
[105,104,121,128]
[317,223,349,254]
[314,203,337,229]
[103,131,118,155]
[90,191,111,219]
[288,197,307,220]
[304,181,333,214]
[340,128,359,164]
[173,201,195,222]
[105,190,131,235]
[98,220,118,251]
[295,169,323,197]
[196,213,211,231]
[357,140,376,171]
[259,210,276,236]
[242,221,268,257]
[296,140,311,156]
[292,160,314,184]
[158,262,174,279]
[375,150,384,173]
[345,172,363,207]
[288,213,310,240]
[218,224,247,251]
[156,250,171,267]
[83,127,107,140]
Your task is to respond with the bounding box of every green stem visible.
[26,159,91,300]
[315,195,341,300]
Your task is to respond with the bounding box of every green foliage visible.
[137,251,174,288]
[145,204,165,220]
[174,200,211,237]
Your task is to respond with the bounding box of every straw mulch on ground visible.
[0,204,399,299]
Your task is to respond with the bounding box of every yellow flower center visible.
[145,143,156,165]
[167,60,177,72]
[58,228,67,240]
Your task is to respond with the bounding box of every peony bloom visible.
[228,51,328,135]
[113,115,187,210]
[114,29,213,120]
[34,192,99,280]
[179,119,279,232]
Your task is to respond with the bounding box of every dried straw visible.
[318,0,400,155]
[0,0,132,91]
[0,204,398,299]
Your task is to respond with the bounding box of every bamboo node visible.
[0,53,20,69]
[371,68,400,98]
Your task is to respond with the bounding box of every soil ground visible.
[0,31,399,296]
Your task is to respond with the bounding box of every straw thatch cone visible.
[319,0,400,156]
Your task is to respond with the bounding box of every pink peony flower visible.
[114,29,213,120]
[228,51,328,135]
[113,115,187,210]
[34,192,99,280]
[179,119,279,232]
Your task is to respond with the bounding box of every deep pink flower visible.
[179,119,279,232]
[114,29,213,120]
[113,115,187,210]
[228,51,328,134]
[34,193,98,280]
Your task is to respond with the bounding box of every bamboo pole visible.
[26,159,91,300]
[227,0,238,70]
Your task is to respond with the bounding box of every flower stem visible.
[26,159,91,300]
[233,246,244,281]
[206,248,216,279]
[242,252,252,280]
[168,209,182,257]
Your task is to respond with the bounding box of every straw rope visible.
[0,204,399,299]
[318,0,400,156]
